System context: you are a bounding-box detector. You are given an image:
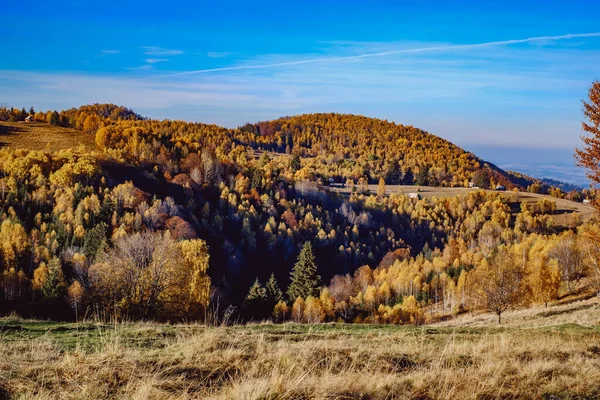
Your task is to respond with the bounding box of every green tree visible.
[415,166,429,186]
[473,169,491,189]
[50,111,61,126]
[265,273,283,305]
[244,278,267,320]
[42,257,67,300]
[246,278,266,302]
[290,154,301,172]
[288,241,321,300]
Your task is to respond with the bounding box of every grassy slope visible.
[0,121,96,151]
[1,297,599,399]
[331,184,596,225]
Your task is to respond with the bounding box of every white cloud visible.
[153,32,600,78]
[141,46,184,56]
[145,58,168,64]
[1,32,599,151]
[101,49,121,55]
[207,52,232,58]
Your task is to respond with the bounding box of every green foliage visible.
[246,278,267,302]
[288,241,321,301]
[50,111,61,126]
[266,273,283,304]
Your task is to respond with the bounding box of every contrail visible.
[151,32,600,79]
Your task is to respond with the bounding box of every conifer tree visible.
[246,278,266,302]
[288,241,321,300]
[244,278,267,320]
[290,154,301,172]
[265,273,283,304]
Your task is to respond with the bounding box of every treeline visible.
[275,223,600,325]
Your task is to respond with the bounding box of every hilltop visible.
[1,104,554,190]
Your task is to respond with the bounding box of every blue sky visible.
[1,1,600,185]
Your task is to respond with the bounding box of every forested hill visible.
[0,103,592,323]
[238,113,533,190]
[4,104,537,189]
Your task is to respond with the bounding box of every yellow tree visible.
[377,177,386,198]
[179,239,211,314]
[470,247,529,324]
[304,295,325,323]
[291,296,305,322]
[528,255,561,307]
[68,281,85,320]
[0,219,29,270]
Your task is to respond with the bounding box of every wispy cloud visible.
[101,49,121,55]
[207,52,232,58]
[152,32,600,78]
[145,58,168,64]
[141,46,184,56]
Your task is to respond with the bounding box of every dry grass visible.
[0,121,96,152]
[1,297,600,399]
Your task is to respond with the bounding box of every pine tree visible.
[265,273,283,304]
[244,278,267,320]
[246,278,266,301]
[50,111,61,126]
[288,241,321,300]
[42,257,66,299]
[290,154,301,172]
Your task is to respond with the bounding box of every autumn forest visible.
[0,82,600,327]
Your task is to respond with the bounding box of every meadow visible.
[0,121,95,152]
[1,295,599,399]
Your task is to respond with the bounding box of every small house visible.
[583,199,591,204]
[25,115,33,123]
[495,185,506,191]
[408,192,422,200]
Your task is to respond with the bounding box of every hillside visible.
[0,103,597,328]
[2,106,542,190]
[239,113,537,190]
[0,121,96,151]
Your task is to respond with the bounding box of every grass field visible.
[0,121,96,152]
[1,296,599,399]
[331,184,596,225]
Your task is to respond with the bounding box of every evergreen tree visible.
[251,168,263,189]
[290,154,301,171]
[244,278,267,320]
[42,257,66,300]
[246,278,266,302]
[288,241,321,300]
[403,168,414,185]
[415,166,429,186]
[385,160,402,184]
[50,111,61,126]
[265,273,283,304]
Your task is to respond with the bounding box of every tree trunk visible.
[497,312,502,324]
